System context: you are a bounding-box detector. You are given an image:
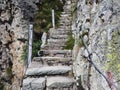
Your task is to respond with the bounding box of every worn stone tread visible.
[50,35,68,39]
[38,50,72,57]
[22,77,45,90]
[47,76,76,88]
[26,66,72,76]
[33,56,72,61]
[38,50,72,55]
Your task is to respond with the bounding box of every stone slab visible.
[47,76,75,88]
[22,78,45,90]
[26,66,72,76]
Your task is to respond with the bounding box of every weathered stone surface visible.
[41,32,47,48]
[33,57,72,61]
[72,0,120,90]
[47,77,76,88]
[38,50,72,57]
[31,56,72,66]
[23,78,45,90]
[48,39,67,43]
[50,35,68,39]
[0,0,34,89]
[26,66,72,76]
[22,0,78,90]
[50,30,69,35]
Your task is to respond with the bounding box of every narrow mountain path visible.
[22,1,78,90]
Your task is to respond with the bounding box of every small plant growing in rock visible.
[21,44,28,62]
[5,67,12,77]
[21,40,42,62]
[63,30,75,50]
[32,40,42,57]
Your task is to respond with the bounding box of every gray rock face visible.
[12,0,38,21]
[72,0,120,90]
[0,0,37,90]
[23,78,45,90]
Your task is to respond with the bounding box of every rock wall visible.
[72,0,120,90]
[0,0,37,90]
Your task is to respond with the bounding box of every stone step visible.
[23,77,77,90]
[51,31,69,35]
[59,22,71,26]
[46,46,65,50]
[22,77,45,90]
[58,26,70,30]
[50,28,70,31]
[47,39,67,44]
[60,16,71,20]
[46,76,77,90]
[41,45,64,50]
[26,66,72,76]
[38,50,72,57]
[61,12,71,15]
[60,13,71,16]
[59,18,70,21]
[32,57,72,66]
[47,43,66,47]
[56,28,70,31]
[48,38,67,42]
[42,46,64,50]
[50,34,68,39]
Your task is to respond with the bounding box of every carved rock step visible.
[23,77,77,90]
[22,77,45,90]
[58,26,70,30]
[46,43,66,48]
[32,57,72,66]
[45,46,65,50]
[29,59,72,67]
[60,12,71,18]
[60,16,71,20]
[26,66,72,76]
[51,29,69,35]
[59,22,71,26]
[50,35,68,39]
[38,50,72,57]
[56,28,70,31]
[41,45,64,50]
[59,20,70,24]
[47,76,77,90]
[47,39,67,44]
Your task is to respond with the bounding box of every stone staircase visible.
[22,1,78,90]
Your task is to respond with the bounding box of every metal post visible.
[28,24,33,66]
[52,9,55,28]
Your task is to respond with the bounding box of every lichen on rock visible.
[72,0,120,90]
[0,0,37,90]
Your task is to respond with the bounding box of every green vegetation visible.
[106,28,120,80]
[0,83,4,90]
[5,67,12,77]
[63,30,75,49]
[21,40,42,61]
[32,40,42,57]
[34,0,65,33]
[71,0,78,20]
[76,38,84,47]
[21,44,28,62]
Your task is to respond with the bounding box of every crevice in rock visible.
[17,38,27,43]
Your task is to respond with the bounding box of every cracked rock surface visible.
[72,0,120,90]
